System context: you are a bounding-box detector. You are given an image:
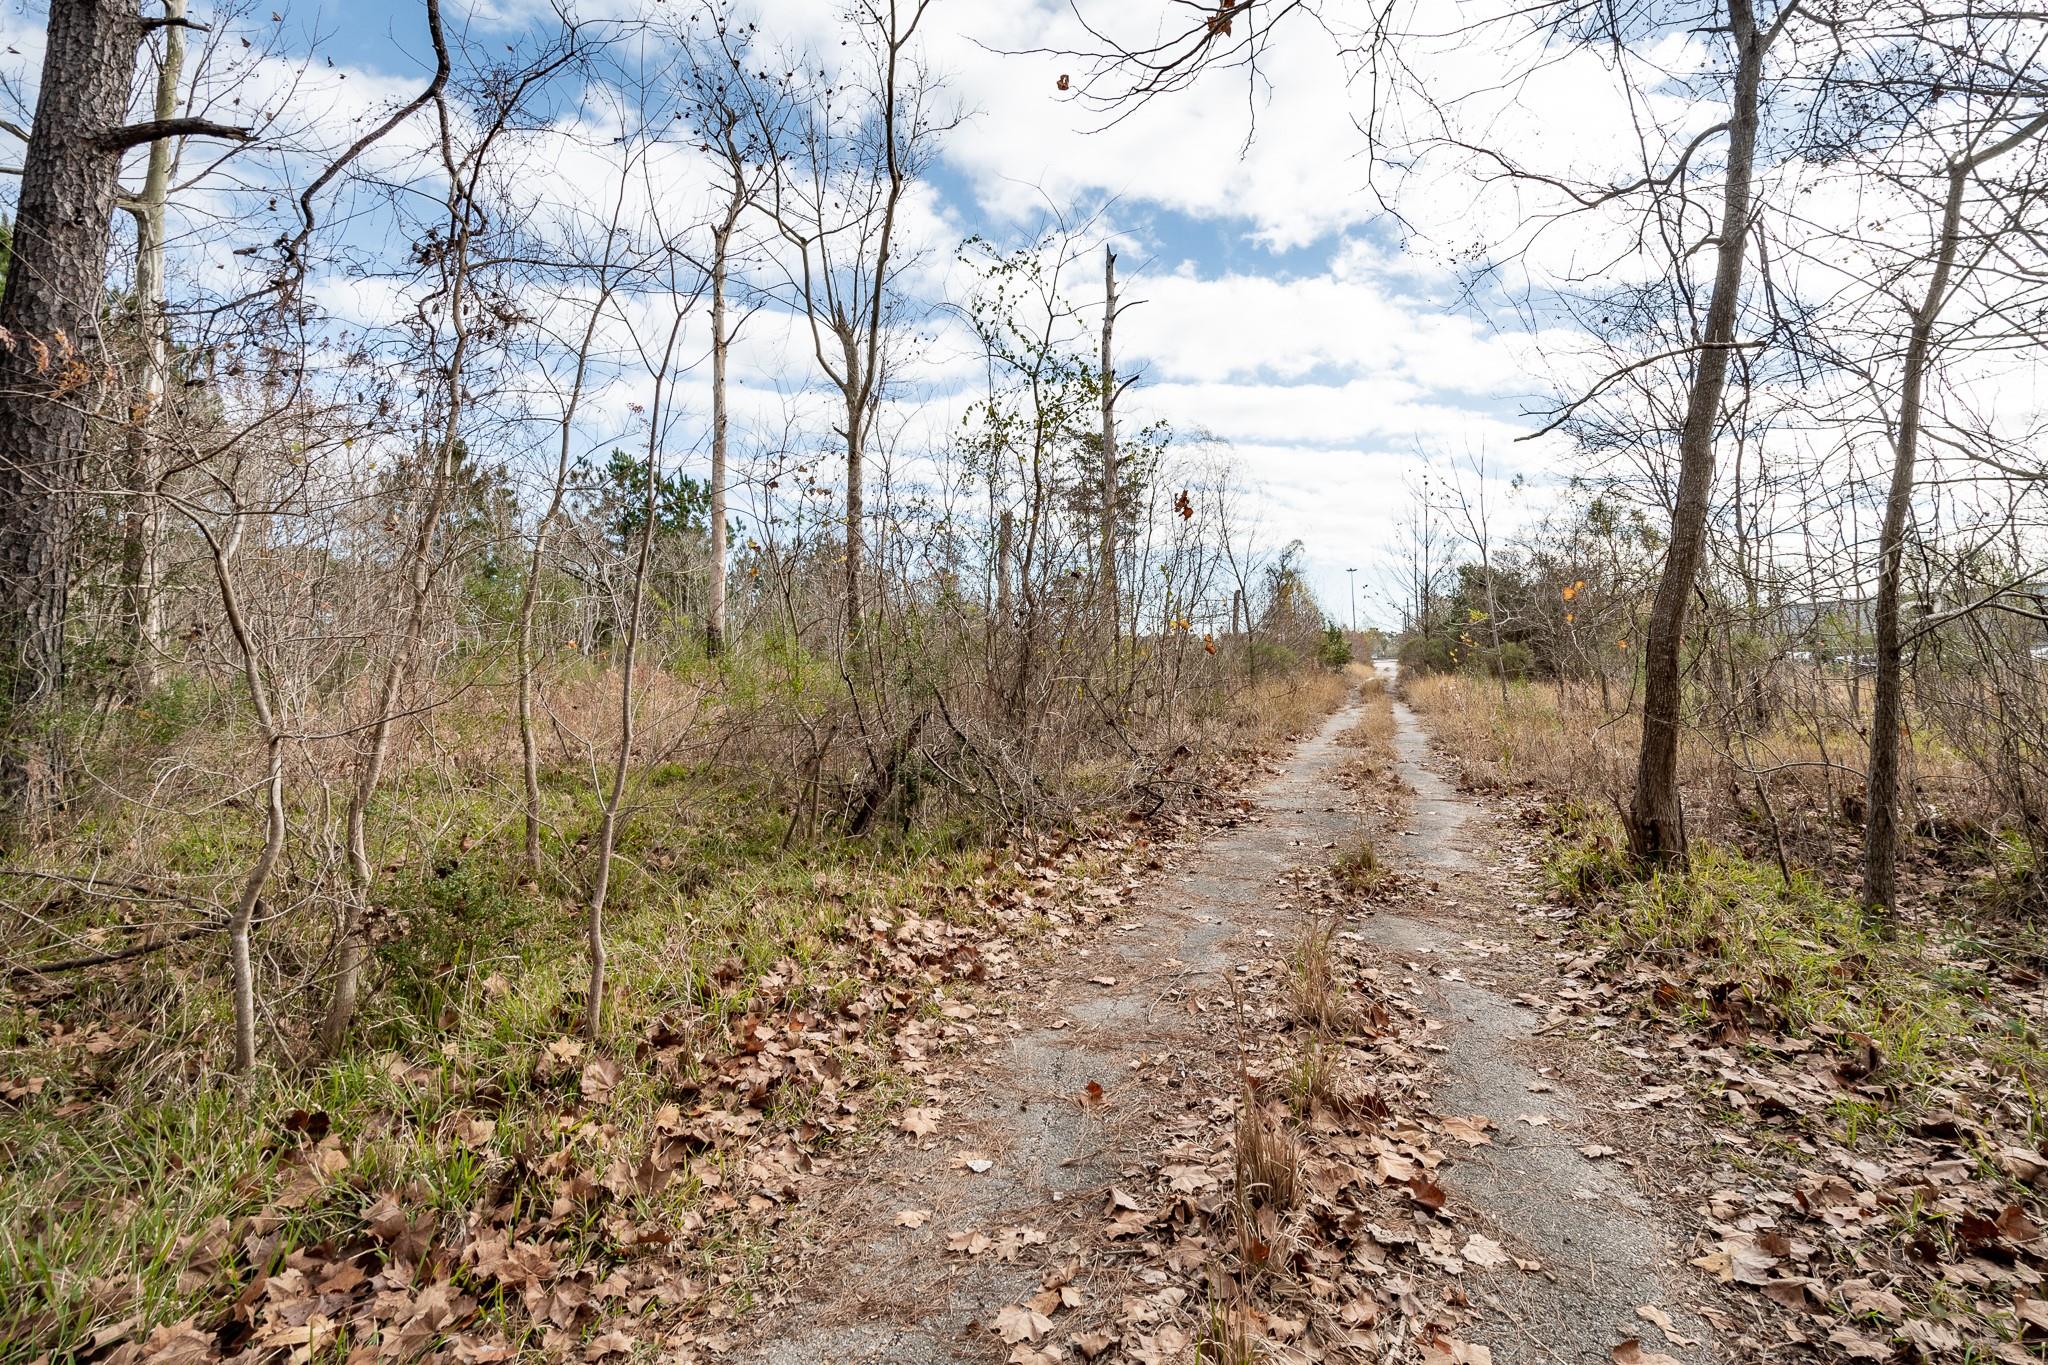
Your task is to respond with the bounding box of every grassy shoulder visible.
[1400,672,2046,1119]
[0,669,1351,1364]
[1405,671,2048,1357]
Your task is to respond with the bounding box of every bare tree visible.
[114,0,189,701]
[1623,0,1798,865]
[677,5,782,658]
[756,0,949,622]
[1861,108,2048,914]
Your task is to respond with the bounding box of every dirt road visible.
[733,692,1711,1363]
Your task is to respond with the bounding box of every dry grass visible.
[1400,671,1994,864]
[1285,921,1353,1034]
[1330,834,1390,896]
[1226,670,1349,751]
[1337,675,1399,792]
[1285,1042,1340,1120]
[1196,1301,1261,1365]
[1233,1092,1301,1212]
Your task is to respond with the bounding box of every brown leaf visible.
[1462,1234,1511,1269]
[1633,1306,1696,1348]
[1610,1340,1681,1365]
[579,1056,620,1104]
[992,1303,1055,1345]
[1825,1325,1896,1361]
[1440,1115,1493,1145]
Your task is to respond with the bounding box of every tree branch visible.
[97,117,254,151]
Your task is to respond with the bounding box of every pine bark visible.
[0,0,149,837]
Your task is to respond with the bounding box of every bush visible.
[1471,640,1534,682]
[1317,624,1352,668]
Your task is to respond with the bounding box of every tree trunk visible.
[1864,194,1946,913]
[320,82,471,1052]
[587,313,682,1039]
[1625,0,1765,867]
[707,227,732,658]
[995,507,1014,626]
[200,509,284,1075]
[118,0,186,703]
[1863,113,2048,916]
[0,0,149,838]
[844,389,864,621]
[1099,247,1120,649]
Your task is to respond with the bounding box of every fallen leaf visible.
[1441,1115,1494,1145]
[992,1303,1055,1344]
[1462,1234,1511,1269]
[1634,1306,1696,1348]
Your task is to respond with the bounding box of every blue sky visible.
[294,0,1582,625]
[0,0,1590,628]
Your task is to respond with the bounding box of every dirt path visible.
[733,694,1714,1364]
[736,703,1370,1364]
[1364,696,1714,1364]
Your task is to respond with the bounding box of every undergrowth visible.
[1544,817,2047,1109]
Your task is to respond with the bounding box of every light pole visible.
[1347,568,1358,635]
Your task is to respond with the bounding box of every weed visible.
[1233,1092,1300,1212]
[1285,1043,1339,1120]
[1331,835,1389,896]
[1286,922,1352,1034]
[1196,1299,1260,1365]
[1568,840,2048,1098]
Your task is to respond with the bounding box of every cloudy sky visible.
[0,0,1670,627]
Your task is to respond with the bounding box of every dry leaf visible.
[992,1304,1055,1345]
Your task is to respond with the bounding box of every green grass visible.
[1546,819,2048,1106]
[0,765,1046,1364]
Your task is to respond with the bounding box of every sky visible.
[0,0,1683,629]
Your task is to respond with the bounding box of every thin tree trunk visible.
[517,261,618,875]
[1863,112,2048,916]
[198,512,284,1074]
[1625,0,1768,866]
[587,312,682,1040]
[707,207,739,658]
[995,507,1014,625]
[320,79,471,1052]
[1099,247,1120,650]
[117,0,187,702]
[844,382,865,622]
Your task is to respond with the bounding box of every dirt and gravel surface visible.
[732,692,1716,1364]
[738,703,1372,1364]
[1358,698,1713,1364]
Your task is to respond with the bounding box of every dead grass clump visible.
[1330,835,1390,896]
[1196,1300,1260,1365]
[1286,921,1354,1033]
[1286,1042,1340,1120]
[1234,1092,1301,1212]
